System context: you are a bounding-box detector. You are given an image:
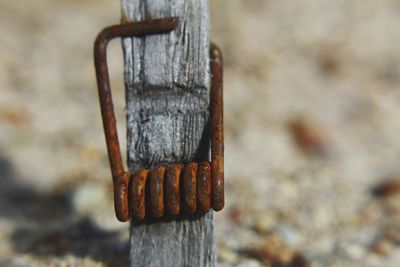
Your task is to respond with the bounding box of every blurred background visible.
[1,0,400,266]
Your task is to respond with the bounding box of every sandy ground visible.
[1,0,400,266]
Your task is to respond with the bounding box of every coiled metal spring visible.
[95,18,224,222]
[127,161,222,221]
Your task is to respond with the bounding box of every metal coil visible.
[95,18,224,222]
[125,161,223,220]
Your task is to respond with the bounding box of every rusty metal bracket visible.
[94,18,224,222]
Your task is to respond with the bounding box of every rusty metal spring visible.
[129,161,221,221]
[94,18,224,222]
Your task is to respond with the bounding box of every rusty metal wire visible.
[94,18,224,222]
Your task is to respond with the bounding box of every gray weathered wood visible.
[121,0,216,266]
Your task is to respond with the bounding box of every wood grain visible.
[121,0,216,266]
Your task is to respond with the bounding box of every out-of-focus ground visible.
[1,0,400,266]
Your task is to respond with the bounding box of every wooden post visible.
[121,0,216,266]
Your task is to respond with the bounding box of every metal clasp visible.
[94,18,224,222]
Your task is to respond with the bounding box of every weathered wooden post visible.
[122,1,216,266]
[95,0,222,265]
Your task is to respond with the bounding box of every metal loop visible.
[94,18,224,222]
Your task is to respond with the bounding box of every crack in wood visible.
[121,0,215,266]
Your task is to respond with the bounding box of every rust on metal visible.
[130,169,148,220]
[210,43,225,211]
[183,162,198,214]
[94,18,178,222]
[197,161,211,212]
[150,167,165,218]
[165,164,182,216]
[114,171,131,222]
[94,18,225,222]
